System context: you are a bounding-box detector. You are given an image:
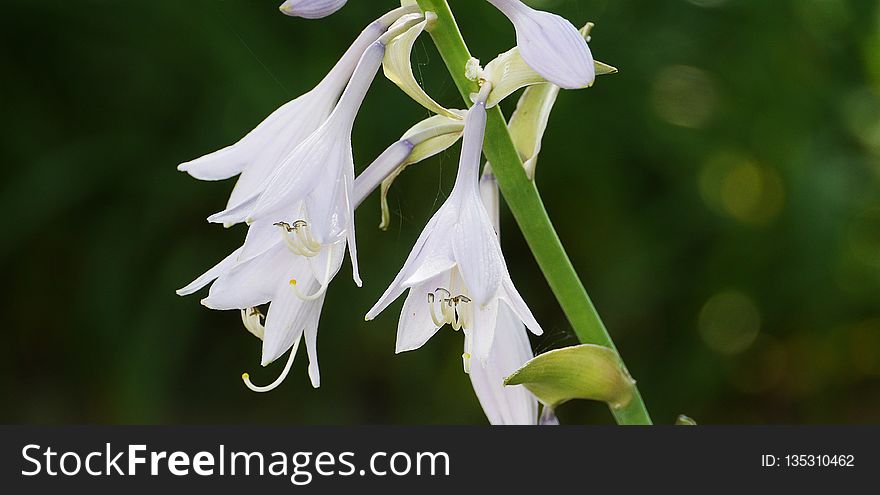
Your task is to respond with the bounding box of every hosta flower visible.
[177,6,418,223]
[177,135,421,391]
[208,13,425,288]
[365,85,543,372]
[467,169,539,425]
[485,0,594,89]
[279,0,347,19]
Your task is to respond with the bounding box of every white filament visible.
[241,335,301,393]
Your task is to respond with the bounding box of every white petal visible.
[201,245,292,310]
[500,277,543,336]
[302,296,325,388]
[239,218,285,263]
[307,240,345,287]
[478,168,500,232]
[249,123,342,224]
[452,194,504,306]
[224,95,334,209]
[177,98,302,181]
[176,248,242,296]
[395,277,445,353]
[365,209,450,320]
[469,304,538,424]
[206,190,260,226]
[261,274,321,366]
[279,0,347,19]
[487,0,595,89]
[470,298,500,363]
[401,255,456,288]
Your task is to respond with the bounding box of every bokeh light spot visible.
[699,151,785,225]
[699,290,761,355]
[651,65,717,128]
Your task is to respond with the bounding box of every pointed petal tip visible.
[308,363,321,388]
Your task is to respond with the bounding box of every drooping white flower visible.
[177,5,419,221]
[466,169,540,425]
[208,13,425,289]
[365,84,543,371]
[279,0,347,19]
[177,134,422,391]
[485,0,594,89]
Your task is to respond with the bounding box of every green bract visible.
[504,344,636,410]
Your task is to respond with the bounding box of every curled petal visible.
[383,13,460,119]
[477,47,545,108]
[507,83,559,180]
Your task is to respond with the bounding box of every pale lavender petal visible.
[486,0,595,89]
[201,245,292,310]
[352,140,414,206]
[302,297,325,388]
[469,304,538,424]
[500,278,543,336]
[279,0,347,19]
[395,275,445,353]
[470,298,499,363]
[261,274,321,366]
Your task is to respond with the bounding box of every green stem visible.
[416,0,652,425]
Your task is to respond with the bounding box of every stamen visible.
[462,331,474,374]
[289,245,335,302]
[240,307,265,340]
[426,288,473,331]
[290,278,330,301]
[428,293,445,327]
[276,220,321,257]
[241,335,301,393]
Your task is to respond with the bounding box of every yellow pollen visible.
[241,373,249,380]
[289,278,297,286]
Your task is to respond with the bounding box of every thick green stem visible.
[416,0,652,425]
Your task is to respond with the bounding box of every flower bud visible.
[279,0,347,19]
[486,0,595,89]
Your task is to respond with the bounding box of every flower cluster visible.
[179,0,604,424]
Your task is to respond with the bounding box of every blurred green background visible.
[2,0,879,424]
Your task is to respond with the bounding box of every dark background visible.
[1,0,878,424]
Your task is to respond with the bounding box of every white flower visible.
[467,169,539,425]
[208,13,425,288]
[177,134,420,391]
[177,6,418,223]
[279,0,347,19]
[485,0,594,89]
[365,84,543,371]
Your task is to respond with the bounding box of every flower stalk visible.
[415,0,652,425]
